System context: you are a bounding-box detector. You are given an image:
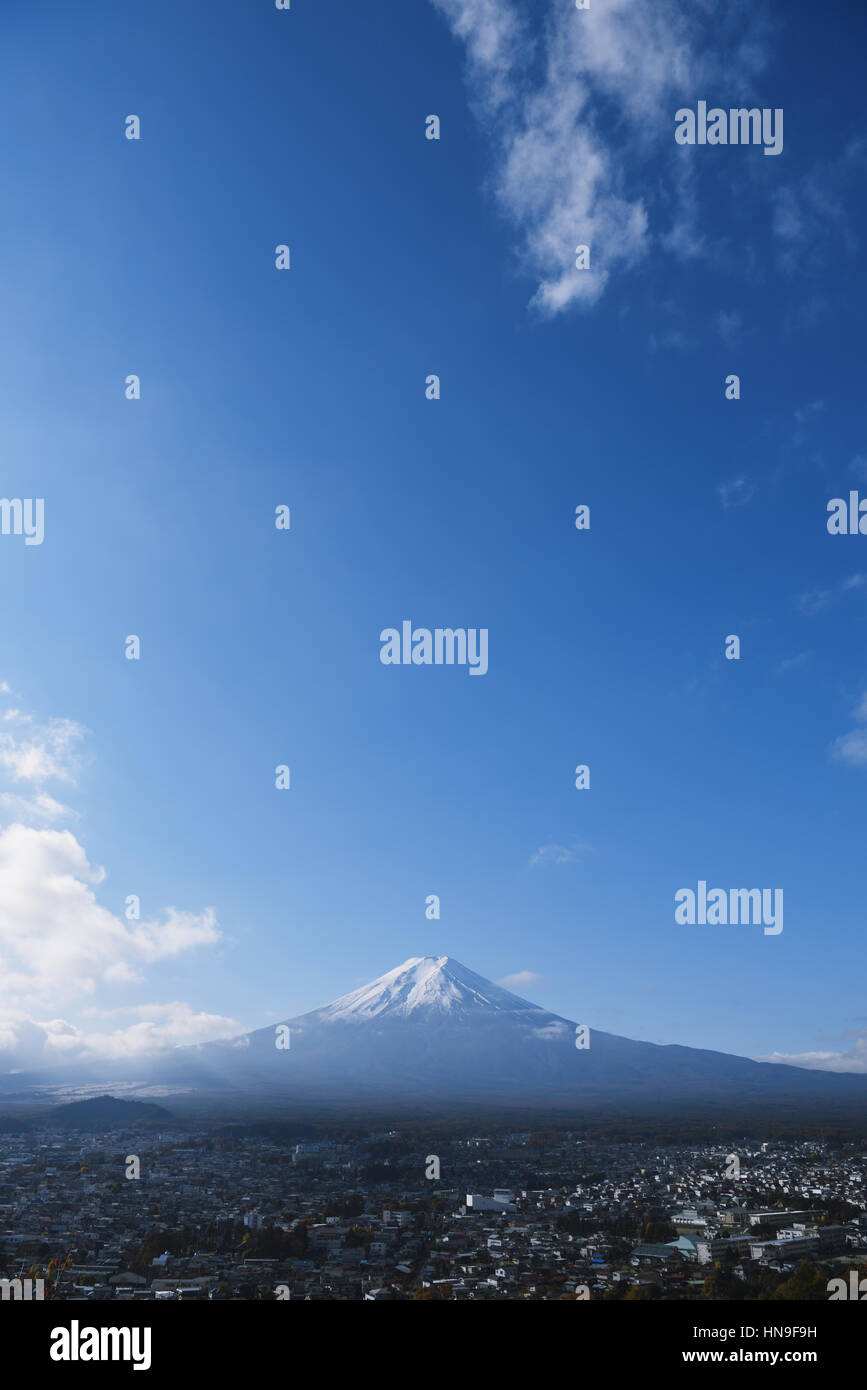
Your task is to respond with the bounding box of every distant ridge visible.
[40,1095,174,1128]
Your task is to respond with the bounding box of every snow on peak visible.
[315,955,545,1023]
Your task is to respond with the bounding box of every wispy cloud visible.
[529,837,593,868]
[0,791,76,825]
[0,716,85,785]
[431,0,768,313]
[772,138,867,276]
[649,326,692,353]
[715,309,743,345]
[796,590,833,617]
[776,651,811,675]
[796,573,866,616]
[792,399,825,446]
[830,693,867,768]
[849,454,867,481]
[497,970,542,990]
[716,476,755,510]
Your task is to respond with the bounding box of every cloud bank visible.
[0,686,235,1072]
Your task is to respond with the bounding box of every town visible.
[2,1122,865,1301]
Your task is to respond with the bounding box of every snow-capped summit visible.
[315,956,548,1022]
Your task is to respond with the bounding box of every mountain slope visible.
[149,955,867,1108]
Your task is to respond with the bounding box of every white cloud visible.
[831,692,867,768]
[828,695,867,772]
[0,824,221,1011]
[831,728,867,768]
[497,970,542,989]
[0,699,228,1071]
[530,1020,571,1041]
[431,0,768,313]
[0,1003,243,1070]
[0,716,85,785]
[431,0,527,111]
[761,1033,867,1075]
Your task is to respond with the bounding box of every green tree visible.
[772,1263,829,1301]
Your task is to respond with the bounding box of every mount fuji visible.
[7,956,867,1116]
[136,955,867,1112]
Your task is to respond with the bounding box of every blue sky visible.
[0,0,865,1075]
